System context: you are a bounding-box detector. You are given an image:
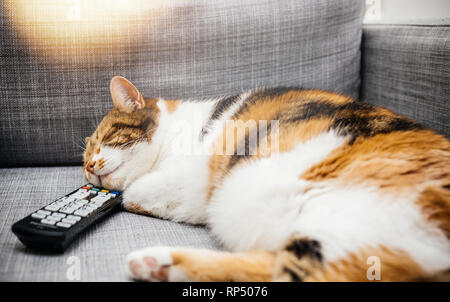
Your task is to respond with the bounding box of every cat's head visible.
[83,76,160,190]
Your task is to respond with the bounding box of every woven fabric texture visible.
[0,0,364,166]
[361,24,450,137]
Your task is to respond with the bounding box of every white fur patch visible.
[121,99,216,224]
[92,146,123,176]
[207,131,349,251]
[293,184,450,271]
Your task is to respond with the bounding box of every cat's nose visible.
[87,161,96,174]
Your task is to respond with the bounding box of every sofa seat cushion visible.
[0,166,220,281]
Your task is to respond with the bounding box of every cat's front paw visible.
[122,178,153,215]
[126,247,189,282]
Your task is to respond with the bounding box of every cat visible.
[83,76,450,281]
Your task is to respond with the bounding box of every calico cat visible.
[83,76,450,281]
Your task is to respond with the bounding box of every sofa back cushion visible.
[361,24,450,138]
[0,0,364,166]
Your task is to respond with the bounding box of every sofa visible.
[0,0,448,281]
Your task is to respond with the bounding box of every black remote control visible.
[12,184,122,253]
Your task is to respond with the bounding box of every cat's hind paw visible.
[126,247,189,282]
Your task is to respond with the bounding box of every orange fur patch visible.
[417,186,450,238]
[97,158,105,169]
[164,100,181,114]
[302,130,450,191]
[308,246,426,282]
[123,202,154,216]
[274,245,426,282]
[171,249,275,282]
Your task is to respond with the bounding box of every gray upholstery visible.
[0,0,365,166]
[1,1,449,282]
[0,166,220,281]
[361,24,450,137]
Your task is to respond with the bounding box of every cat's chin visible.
[84,173,101,187]
[98,174,124,191]
[83,166,125,190]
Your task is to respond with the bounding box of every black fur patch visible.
[103,118,153,146]
[226,116,276,171]
[331,114,422,144]
[246,87,303,100]
[231,87,304,119]
[285,238,323,262]
[201,94,241,139]
[211,95,241,120]
[283,268,302,282]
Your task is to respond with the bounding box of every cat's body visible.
[83,76,450,281]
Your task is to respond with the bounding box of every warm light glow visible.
[5,0,165,63]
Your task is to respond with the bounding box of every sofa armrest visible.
[361,24,450,137]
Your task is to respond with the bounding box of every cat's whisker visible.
[72,140,86,152]
[71,135,87,152]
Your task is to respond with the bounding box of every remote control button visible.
[31,213,46,219]
[41,219,56,225]
[59,208,75,214]
[56,222,72,228]
[55,198,71,206]
[62,218,77,224]
[46,215,62,222]
[111,191,119,195]
[49,202,64,209]
[81,186,91,190]
[97,191,106,196]
[37,210,51,216]
[52,212,66,218]
[90,201,104,207]
[70,191,90,200]
[72,204,83,210]
[85,184,93,187]
[90,196,98,201]
[45,205,60,211]
[67,215,82,221]
[89,190,97,195]
[101,189,109,193]
[91,188,100,192]
[83,204,100,213]
[107,193,116,198]
[74,210,90,217]
[92,195,111,202]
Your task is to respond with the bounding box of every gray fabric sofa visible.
[0,1,448,281]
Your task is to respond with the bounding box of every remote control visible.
[12,184,122,253]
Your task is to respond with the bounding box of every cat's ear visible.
[110,76,145,113]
